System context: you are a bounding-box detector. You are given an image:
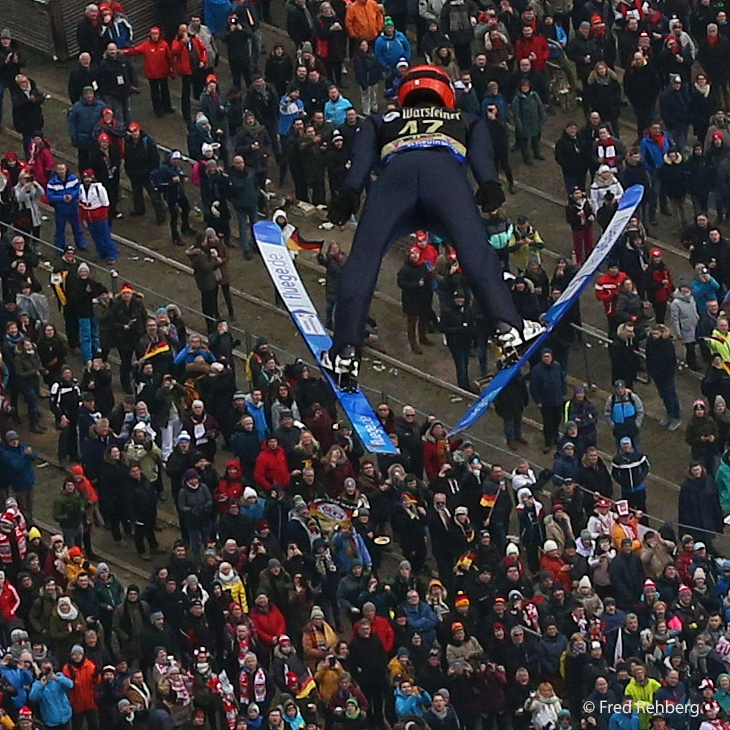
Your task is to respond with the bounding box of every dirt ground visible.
[1,27,725,572]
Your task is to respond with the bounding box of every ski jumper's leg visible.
[332,157,420,354]
[420,154,522,331]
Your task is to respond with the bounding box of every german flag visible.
[295,673,317,699]
[286,231,324,252]
[480,492,497,508]
[143,341,171,360]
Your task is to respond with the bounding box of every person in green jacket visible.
[52,477,86,548]
[624,664,661,729]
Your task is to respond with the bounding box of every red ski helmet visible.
[397,64,456,109]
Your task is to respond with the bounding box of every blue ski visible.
[253,220,398,454]
[448,184,645,438]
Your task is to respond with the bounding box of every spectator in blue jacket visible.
[323,86,353,127]
[394,677,432,718]
[0,431,36,517]
[332,522,372,572]
[46,163,88,253]
[529,348,567,453]
[28,660,74,730]
[655,670,689,730]
[608,698,641,730]
[374,17,411,84]
[0,651,33,710]
[401,589,438,646]
[639,121,674,223]
[68,87,106,172]
[173,334,217,366]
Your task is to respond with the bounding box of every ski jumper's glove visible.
[475,180,506,213]
[328,189,360,226]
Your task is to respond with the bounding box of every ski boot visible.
[320,345,360,393]
[493,319,546,364]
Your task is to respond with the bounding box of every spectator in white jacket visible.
[79,169,118,264]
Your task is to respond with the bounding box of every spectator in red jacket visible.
[514,25,550,102]
[62,644,98,725]
[644,248,674,324]
[253,437,290,491]
[214,459,244,514]
[124,27,173,117]
[352,601,395,655]
[170,24,208,121]
[249,592,287,651]
[595,261,628,336]
[0,571,20,624]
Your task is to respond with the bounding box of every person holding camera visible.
[29,660,74,730]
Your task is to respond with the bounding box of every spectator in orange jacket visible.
[346,0,385,42]
[123,27,173,117]
[62,644,98,727]
[539,539,572,591]
[253,437,290,491]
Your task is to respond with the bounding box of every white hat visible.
[615,499,630,516]
[133,422,147,432]
[506,543,519,556]
[192,399,204,409]
[243,487,257,500]
[543,540,558,552]
[454,505,469,516]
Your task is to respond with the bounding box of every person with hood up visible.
[646,324,682,430]
[123,27,173,117]
[177,468,213,558]
[611,436,650,511]
[590,164,624,212]
[374,17,411,86]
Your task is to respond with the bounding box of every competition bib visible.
[378,107,468,163]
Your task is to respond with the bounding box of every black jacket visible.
[608,550,644,608]
[11,82,45,136]
[129,474,158,524]
[243,83,279,126]
[68,64,99,104]
[98,54,137,100]
[439,301,477,350]
[554,130,589,177]
[397,259,432,316]
[124,132,160,181]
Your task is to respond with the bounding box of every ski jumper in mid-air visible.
[323,65,544,390]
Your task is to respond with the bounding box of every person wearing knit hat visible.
[543,540,559,553]
[454,592,470,608]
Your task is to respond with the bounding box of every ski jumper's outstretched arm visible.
[466,114,505,211]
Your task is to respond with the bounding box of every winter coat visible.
[353,50,383,89]
[265,54,294,97]
[11,82,45,136]
[555,131,590,177]
[645,327,678,382]
[669,288,700,344]
[640,129,673,172]
[678,474,723,535]
[440,301,477,350]
[397,259,432,315]
[529,360,566,407]
[374,30,412,71]
[440,0,477,45]
[623,61,661,110]
[513,89,545,138]
[585,74,621,123]
[658,153,689,200]
[124,131,160,181]
[68,98,106,151]
[62,659,97,712]
[29,675,74,727]
[171,35,208,77]
[124,35,172,79]
[0,442,36,493]
[697,35,730,85]
[644,263,674,306]
[98,53,136,100]
[177,482,213,520]
[611,448,649,494]
[253,443,290,490]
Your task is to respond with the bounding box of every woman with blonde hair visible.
[528,681,563,730]
[322,444,355,498]
[291,429,322,472]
